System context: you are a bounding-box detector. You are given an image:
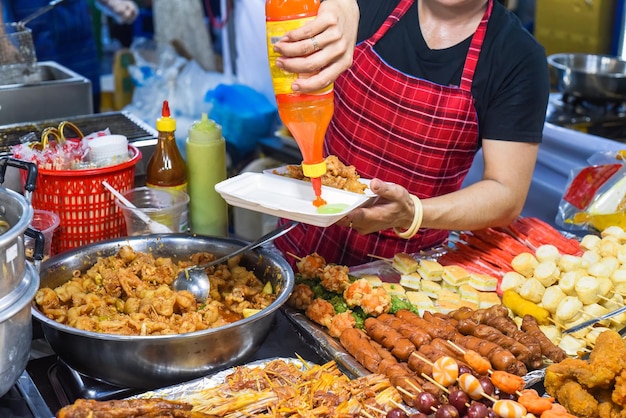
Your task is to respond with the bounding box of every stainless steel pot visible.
[0,262,39,397]
[548,53,626,101]
[32,234,295,389]
[0,158,38,299]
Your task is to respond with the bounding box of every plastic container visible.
[88,134,129,167]
[146,100,189,231]
[115,187,189,236]
[186,113,228,237]
[25,209,60,258]
[265,0,334,207]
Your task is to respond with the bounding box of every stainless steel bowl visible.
[0,262,38,397]
[32,234,294,389]
[548,53,626,101]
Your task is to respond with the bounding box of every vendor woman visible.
[273,0,549,266]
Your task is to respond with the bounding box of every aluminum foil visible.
[130,357,309,400]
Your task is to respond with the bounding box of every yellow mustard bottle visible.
[186,113,228,236]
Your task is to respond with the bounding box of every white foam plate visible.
[215,172,375,227]
[263,165,375,197]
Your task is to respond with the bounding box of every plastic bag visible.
[556,150,626,232]
[205,84,278,163]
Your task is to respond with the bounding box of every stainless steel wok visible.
[31,234,295,389]
[548,53,626,101]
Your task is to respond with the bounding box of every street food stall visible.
[6,3,626,417]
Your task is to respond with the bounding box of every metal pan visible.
[548,53,626,101]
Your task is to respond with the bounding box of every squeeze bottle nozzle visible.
[157,100,176,132]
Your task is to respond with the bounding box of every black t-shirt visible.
[356,0,549,143]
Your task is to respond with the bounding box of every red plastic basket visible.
[29,145,142,253]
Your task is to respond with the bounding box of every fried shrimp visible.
[305,298,335,328]
[328,311,356,338]
[288,283,315,311]
[344,279,391,317]
[296,253,326,279]
[320,264,351,293]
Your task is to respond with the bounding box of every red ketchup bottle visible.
[266,0,334,207]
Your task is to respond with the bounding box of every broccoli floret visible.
[351,306,367,329]
[327,295,349,314]
[389,295,419,315]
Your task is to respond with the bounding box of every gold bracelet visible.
[393,194,423,239]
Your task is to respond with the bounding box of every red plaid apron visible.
[276,0,493,266]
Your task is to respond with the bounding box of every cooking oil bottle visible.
[146,100,189,231]
[266,0,333,207]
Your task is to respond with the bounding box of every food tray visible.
[132,357,310,400]
[215,172,375,227]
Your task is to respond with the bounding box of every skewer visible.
[390,399,411,415]
[368,253,392,262]
[547,317,566,329]
[420,372,450,394]
[580,310,621,325]
[286,252,302,261]
[364,404,386,415]
[598,294,626,308]
[403,378,423,393]
[396,385,417,399]
[410,351,434,366]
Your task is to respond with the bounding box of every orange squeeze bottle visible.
[266,0,334,207]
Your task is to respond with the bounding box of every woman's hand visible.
[273,0,359,93]
[340,179,416,235]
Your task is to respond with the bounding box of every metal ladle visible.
[172,220,299,302]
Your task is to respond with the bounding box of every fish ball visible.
[556,296,584,322]
[533,260,560,287]
[588,259,617,278]
[558,254,585,272]
[511,252,538,277]
[601,226,626,241]
[611,268,626,285]
[535,244,560,263]
[518,277,545,304]
[541,285,566,314]
[599,239,620,258]
[575,276,600,305]
[581,250,601,267]
[617,245,626,264]
[558,334,588,357]
[597,277,613,298]
[580,234,601,251]
[500,271,524,293]
[559,270,584,296]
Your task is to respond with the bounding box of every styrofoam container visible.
[215,172,376,227]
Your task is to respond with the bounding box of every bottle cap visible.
[156,100,176,132]
[188,113,222,143]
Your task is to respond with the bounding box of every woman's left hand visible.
[273,0,359,93]
[339,179,416,234]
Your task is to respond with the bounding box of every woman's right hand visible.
[273,0,359,93]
